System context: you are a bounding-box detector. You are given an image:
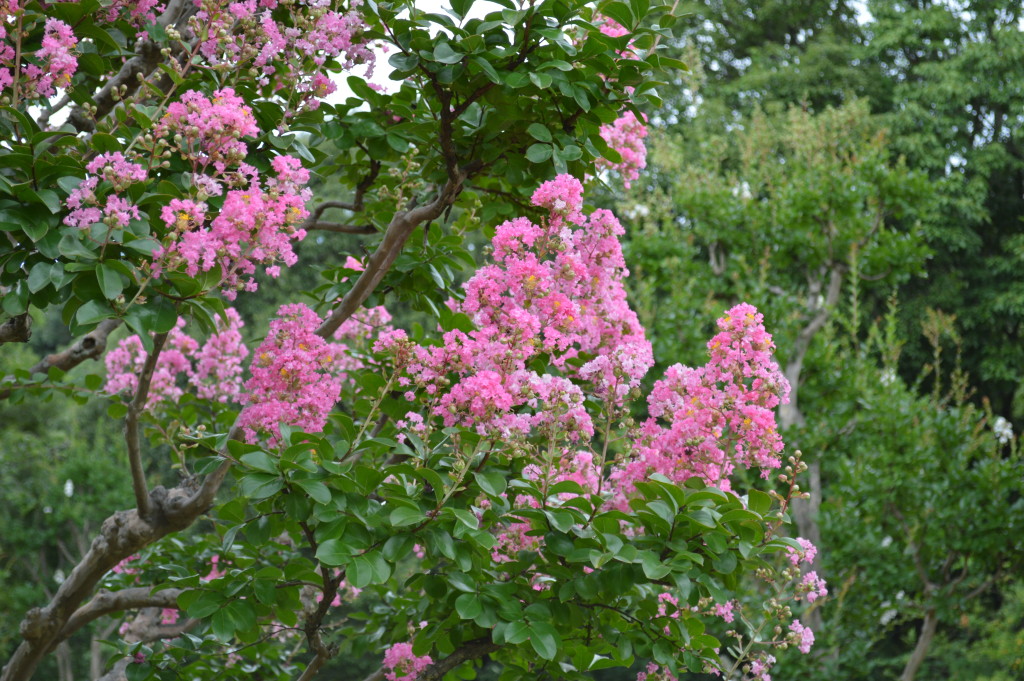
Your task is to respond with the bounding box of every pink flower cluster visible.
[105,311,248,408]
[788,619,815,654]
[189,308,249,403]
[237,304,345,446]
[611,303,790,500]
[798,571,828,603]
[64,152,148,230]
[381,642,432,681]
[636,662,678,681]
[1,16,78,99]
[786,537,818,567]
[749,653,777,680]
[191,0,374,115]
[378,174,653,443]
[155,88,260,167]
[99,0,163,37]
[598,111,648,189]
[152,155,311,299]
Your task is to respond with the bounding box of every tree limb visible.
[360,637,500,681]
[124,331,169,518]
[306,222,377,235]
[1,436,235,681]
[67,0,192,132]
[0,313,31,344]
[315,171,472,339]
[779,265,845,429]
[0,318,122,401]
[53,587,182,647]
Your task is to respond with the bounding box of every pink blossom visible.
[237,304,345,445]
[22,18,77,98]
[64,153,147,230]
[713,600,736,623]
[636,662,677,681]
[598,111,648,189]
[786,537,817,567]
[192,0,375,115]
[789,619,815,654]
[154,155,310,298]
[382,642,432,681]
[105,319,197,407]
[105,313,249,408]
[749,653,776,680]
[190,308,249,403]
[609,303,789,505]
[799,571,828,603]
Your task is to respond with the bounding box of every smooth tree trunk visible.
[900,608,938,681]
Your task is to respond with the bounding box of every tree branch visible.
[360,637,500,681]
[1,437,235,681]
[67,0,192,132]
[53,587,182,646]
[0,313,31,344]
[779,265,845,429]
[315,170,473,339]
[124,331,169,518]
[306,222,377,235]
[292,522,342,681]
[0,318,122,401]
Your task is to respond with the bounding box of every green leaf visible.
[90,132,122,153]
[96,263,123,300]
[747,489,772,515]
[688,508,717,528]
[601,2,634,30]
[239,472,283,500]
[474,471,506,496]
[529,72,553,89]
[432,43,464,64]
[75,299,112,326]
[450,0,474,18]
[447,571,476,593]
[526,144,552,163]
[348,552,391,588]
[315,539,350,566]
[471,56,501,83]
[390,506,424,527]
[527,123,552,143]
[505,620,530,644]
[240,451,278,474]
[28,262,54,293]
[455,593,483,619]
[389,52,419,72]
[58,234,97,260]
[294,479,332,505]
[529,622,560,660]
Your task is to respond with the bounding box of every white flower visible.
[879,608,898,626]
[880,369,897,386]
[994,416,1013,445]
[880,535,893,548]
[63,479,74,498]
[54,569,65,585]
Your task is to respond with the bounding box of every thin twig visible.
[124,331,169,518]
[306,222,377,235]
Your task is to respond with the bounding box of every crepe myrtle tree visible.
[0,0,822,680]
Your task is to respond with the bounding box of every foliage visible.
[0,1,827,681]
